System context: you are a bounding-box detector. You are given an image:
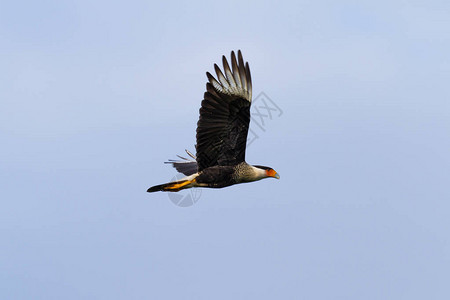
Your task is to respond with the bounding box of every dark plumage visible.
[164,150,197,176]
[147,50,279,193]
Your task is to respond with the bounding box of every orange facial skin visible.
[266,169,280,179]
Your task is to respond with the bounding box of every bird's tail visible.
[147,178,196,193]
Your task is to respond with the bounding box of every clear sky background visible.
[1,0,450,299]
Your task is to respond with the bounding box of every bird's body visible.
[147,50,279,193]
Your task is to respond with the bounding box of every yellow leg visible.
[163,179,195,191]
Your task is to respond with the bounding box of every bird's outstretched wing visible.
[196,50,252,171]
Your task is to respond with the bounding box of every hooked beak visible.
[266,169,280,179]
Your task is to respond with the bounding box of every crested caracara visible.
[147,50,279,193]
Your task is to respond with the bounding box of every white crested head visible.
[251,165,280,180]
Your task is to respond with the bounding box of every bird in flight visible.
[147,50,280,193]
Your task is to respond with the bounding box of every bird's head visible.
[253,165,280,179]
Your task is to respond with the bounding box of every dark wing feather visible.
[196,50,252,171]
[165,149,198,176]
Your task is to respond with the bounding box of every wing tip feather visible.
[206,50,252,101]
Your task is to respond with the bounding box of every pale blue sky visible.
[1,0,450,299]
